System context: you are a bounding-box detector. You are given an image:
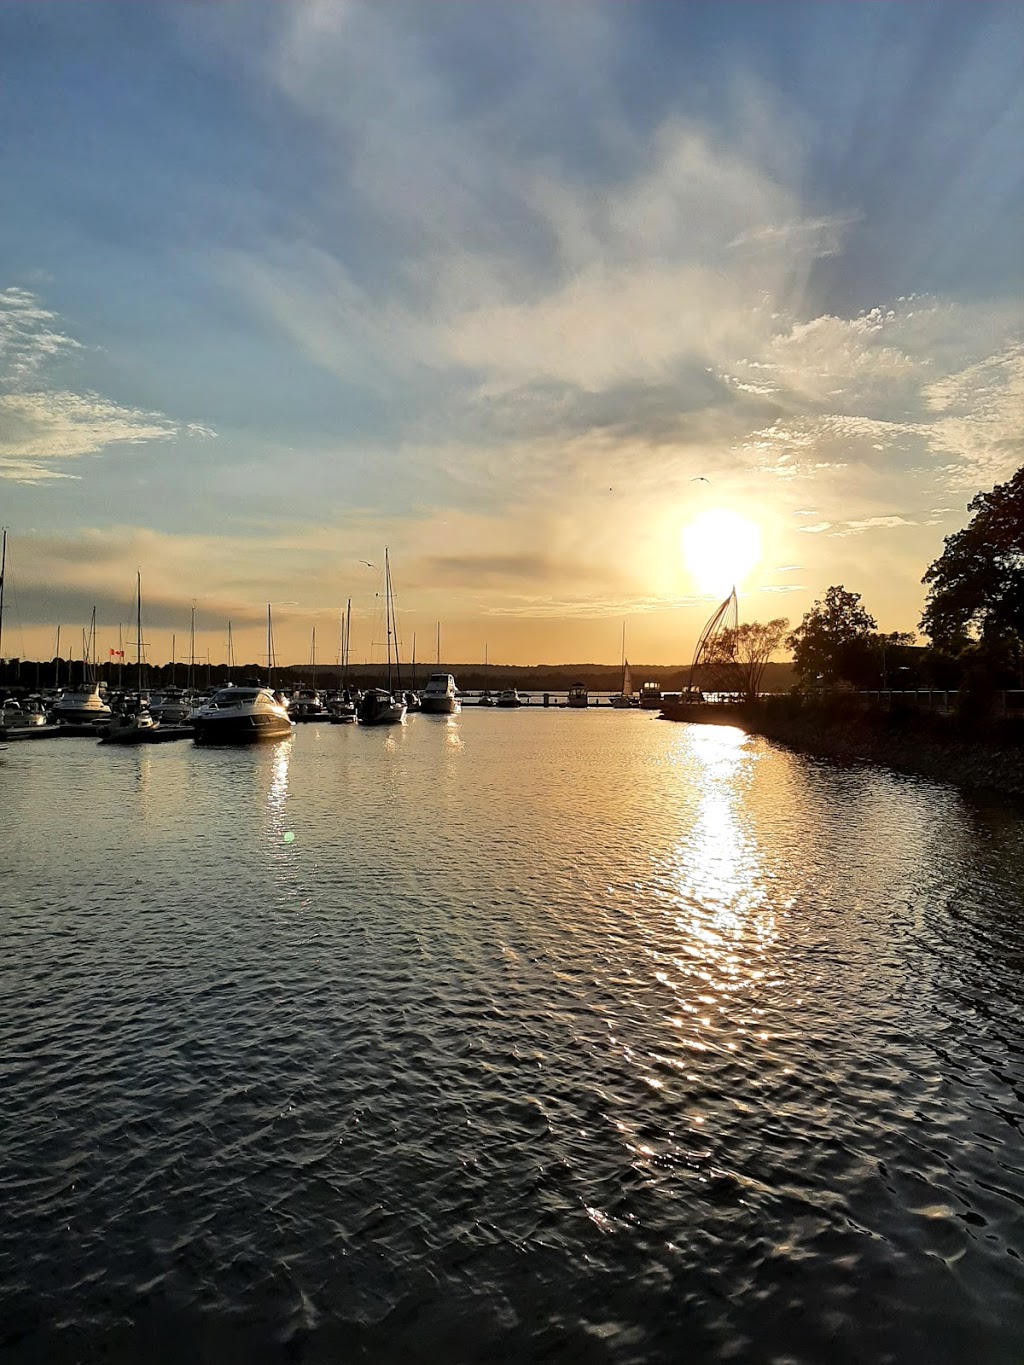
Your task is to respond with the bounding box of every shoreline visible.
[663,697,1024,797]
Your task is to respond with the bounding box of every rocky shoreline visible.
[664,698,1024,797]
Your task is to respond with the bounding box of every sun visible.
[681,508,762,597]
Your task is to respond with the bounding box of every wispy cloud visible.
[0,287,214,483]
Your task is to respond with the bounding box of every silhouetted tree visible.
[787,586,876,685]
[703,619,789,700]
[921,466,1024,645]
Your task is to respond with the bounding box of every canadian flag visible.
[109,648,125,658]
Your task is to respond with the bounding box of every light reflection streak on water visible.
[264,740,292,839]
[645,725,785,1087]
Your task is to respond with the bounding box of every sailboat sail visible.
[622,659,633,697]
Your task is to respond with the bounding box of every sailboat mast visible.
[136,571,143,694]
[227,622,234,681]
[344,598,351,686]
[384,549,393,693]
[266,603,273,688]
[119,623,124,689]
[171,633,176,688]
[55,625,61,690]
[0,528,6,664]
[188,606,196,690]
[412,632,416,691]
[311,626,316,690]
[436,621,440,667]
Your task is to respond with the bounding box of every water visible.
[2,713,1022,1363]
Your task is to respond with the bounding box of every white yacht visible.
[419,674,460,715]
[191,687,294,744]
[496,688,522,708]
[0,698,48,730]
[567,684,589,708]
[51,683,112,724]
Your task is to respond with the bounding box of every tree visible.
[703,619,789,701]
[787,586,877,685]
[921,465,1024,645]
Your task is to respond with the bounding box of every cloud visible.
[0,287,214,483]
[0,286,81,383]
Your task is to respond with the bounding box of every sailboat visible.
[610,624,637,708]
[357,549,407,725]
[330,598,357,722]
[51,605,113,723]
[289,627,327,720]
[102,572,159,743]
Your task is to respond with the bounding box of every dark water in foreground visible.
[2,712,1022,1363]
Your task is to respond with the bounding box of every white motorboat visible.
[51,683,112,724]
[191,687,294,744]
[1,698,48,729]
[420,674,460,714]
[496,688,522,708]
[567,684,589,708]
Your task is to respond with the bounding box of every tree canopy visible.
[786,585,877,684]
[921,465,1024,645]
[701,619,789,701]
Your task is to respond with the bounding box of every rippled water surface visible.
[2,712,1023,1362]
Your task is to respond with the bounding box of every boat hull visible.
[357,690,407,725]
[193,713,294,744]
[420,696,459,714]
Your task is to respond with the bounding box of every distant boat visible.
[102,572,161,745]
[329,598,357,721]
[289,688,326,721]
[567,684,589,708]
[420,673,460,715]
[611,628,636,708]
[357,549,406,726]
[496,688,522,708]
[191,686,294,744]
[639,681,663,710]
[52,608,112,724]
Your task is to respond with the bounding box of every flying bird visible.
[359,560,375,567]
[692,476,710,483]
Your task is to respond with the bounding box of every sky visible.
[1,0,1022,668]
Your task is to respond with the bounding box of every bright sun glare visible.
[681,508,762,597]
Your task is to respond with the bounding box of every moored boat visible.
[191,687,294,743]
[496,688,522,708]
[357,550,407,726]
[357,687,407,726]
[51,683,112,724]
[419,673,460,714]
[567,684,589,708]
[101,699,159,744]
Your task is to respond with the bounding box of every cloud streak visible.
[0,287,214,483]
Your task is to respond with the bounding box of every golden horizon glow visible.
[681,509,762,598]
